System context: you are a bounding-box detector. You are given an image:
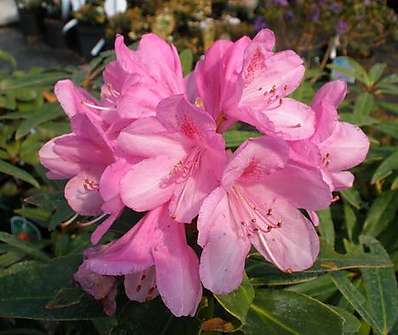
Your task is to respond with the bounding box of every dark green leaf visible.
[0,254,104,320]
[0,159,39,187]
[243,290,344,335]
[363,191,398,237]
[330,306,361,335]
[179,49,193,76]
[368,63,386,85]
[371,150,398,183]
[379,101,398,115]
[318,208,335,246]
[373,121,398,140]
[353,93,375,117]
[214,274,255,329]
[340,188,362,209]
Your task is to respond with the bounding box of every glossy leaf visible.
[371,150,398,183]
[243,290,344,335]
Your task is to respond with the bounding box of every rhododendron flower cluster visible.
[39,29,369,317]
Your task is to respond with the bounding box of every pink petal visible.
[54,80,95,119]
[87,208,160,275]
[39,135,81,179]
[124,267,158,303]
[313,80,347,110]
[99,159,131,203]
[260,98,315,140]
[263,163,332,210]
[329,171,355,191]
[65,172,103,216]
[152,207,202,316]
[117,117,187,159]
[120,156,179,212]
[91,210,121,245]
[169,148,226,223]
[319,122,369,171]
[222,136,288,189]
[156,95,218,145]
[243,187,320,272]
[198,187,251,294]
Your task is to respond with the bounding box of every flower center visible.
[229,186,282,238]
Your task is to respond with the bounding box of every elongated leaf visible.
[224,130,261,148]
[368,63,386,85]
[0,159,39,187]
[371,150,398,183]
[354,93,375,117]
[318,208,335,246]
[379,101,398,115]
[340,188,362,209]
[287,274,338,302]
[214,274,255,329]
[343,203,357,241]
[331,272,381,333]
[363,191,398,237]
[243,290,344,335]
[0,50,16,69]
[0,254,104,320]
[359,236,398,335]
[330,306,362,335]
[0,232,50,262]
[374,121,398,140]
[16,104,63,139]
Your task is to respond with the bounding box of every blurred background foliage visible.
[1,1,398,335]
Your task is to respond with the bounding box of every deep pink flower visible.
[197,136,332,294]
[195,29,314,139]
[118,94,226,223]
[289,80,369,191]
[85,204,202,317]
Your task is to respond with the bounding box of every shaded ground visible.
[0,25,81,70]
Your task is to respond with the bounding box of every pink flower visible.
[85,204,202,317]
[289,80,370,191]
[195,29,314,139]
[197,136,332,294]
[39,80,136,244]
[118,94,226,223]
[107,34,185,120]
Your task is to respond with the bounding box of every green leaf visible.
[45,288,84,309]
[331,272,381,333]
[343,203,357,241]
[0,159,39,187]
[287,274,338,302]
[224,130,261,148]
[0,254,104,320]
[247,242,391,287]
[379,101,398,115]
[353,93,375,117]
[179,49,193,76]
[214,274,255,329]
[368,63,386,85]
[318,208,335,246]
[243,290,344,335]
[15,103,63,139]
[328,57,369,85]
[373,121,398,140]
[359,236,398,334]
[363,191,398,237]
[0,232,50,262]
[330,306,362,335]
[371,150,398,183]
[340,188,362,209]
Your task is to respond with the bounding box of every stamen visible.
[60,213,79,229]
[83,178,99,191]
[82,100,116,112]
[77,214,108,227]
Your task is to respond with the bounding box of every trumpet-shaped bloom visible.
[195,29,314,139]
[119,94,226,223]
[289,80,369,191]
[198,136,332,294]
[39,80,136,244]
[85,205,202,317]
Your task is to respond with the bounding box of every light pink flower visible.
[289,80,370,191]
[195,29,314,139]
[118,94,226,223]
[85,204,202,317]
[197,136,332,294]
